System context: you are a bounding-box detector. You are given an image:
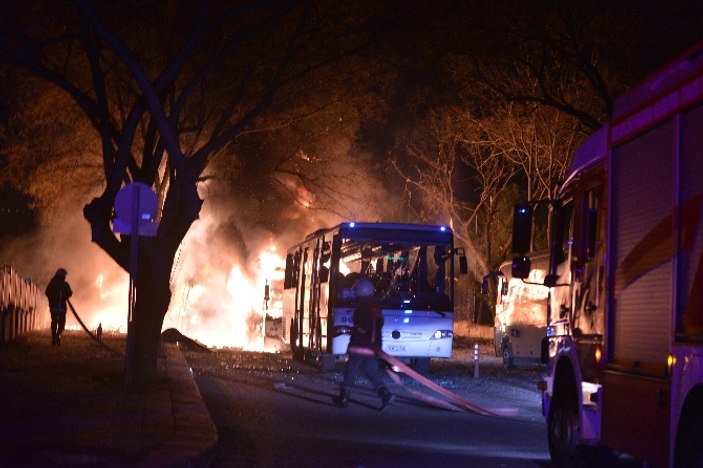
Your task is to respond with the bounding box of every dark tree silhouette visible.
[0,0,376,386]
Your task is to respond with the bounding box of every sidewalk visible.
[0,329,218,467]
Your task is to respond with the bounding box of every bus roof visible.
[338,222,453,244]
[338,221,451,234]
[294,222,454,250]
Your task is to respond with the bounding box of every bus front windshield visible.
[334,240,452,310]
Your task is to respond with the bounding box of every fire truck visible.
[511,40,703,466]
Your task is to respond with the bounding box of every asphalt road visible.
[185,346,552,467]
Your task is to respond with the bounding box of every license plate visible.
[386,345,405,352]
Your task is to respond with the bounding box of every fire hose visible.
[67,299,124,356]
[377,350,517,417]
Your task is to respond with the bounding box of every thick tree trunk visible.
[85,175,202,388]
[128,260,172,387]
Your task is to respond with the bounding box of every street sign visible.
[113,182,159,236]
[112,182,160,385]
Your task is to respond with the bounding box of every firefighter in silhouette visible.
[45,268,72,346]
[334,276,394,410]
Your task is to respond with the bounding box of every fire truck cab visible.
[512,40,703,466]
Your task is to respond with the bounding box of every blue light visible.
[404,310,413,314]
[349,222,355,228]
[440,226,446,231]
[403,318,410,324]
[403,299,411,304]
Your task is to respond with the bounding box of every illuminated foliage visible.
[0,0,381,386]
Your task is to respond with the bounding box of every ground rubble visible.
[184,335,546,422]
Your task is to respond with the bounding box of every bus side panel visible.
[601,371,669,467]
[330,304,352,355]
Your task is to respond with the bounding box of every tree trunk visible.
[85,176,202,388]
[128,261,172,387]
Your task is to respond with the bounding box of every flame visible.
[163,240,285,350]
[61,209,287,350]
[92,272,129,332]
[339,262,351,276]
[64,270,129,333]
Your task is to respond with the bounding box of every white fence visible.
[1,265,40,343]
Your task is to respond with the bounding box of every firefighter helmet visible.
[353,277,375,298]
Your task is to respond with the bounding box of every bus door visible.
[308,239,322,352]
[296,247,308,352]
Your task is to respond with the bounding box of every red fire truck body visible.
[513,41,703,466]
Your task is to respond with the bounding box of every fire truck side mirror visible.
[459,255,468,275]
[512,204,533,254]
[512,255,531,279]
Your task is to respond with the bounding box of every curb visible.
[143,344,219,467]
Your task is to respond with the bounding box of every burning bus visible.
[282,222,467,371]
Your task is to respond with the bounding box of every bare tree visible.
[472,102,581,247]
[390,101,579,323]
[0,0,375,386]
[468,2,630,129]
[391,108,519,279]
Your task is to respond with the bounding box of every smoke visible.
[0,190,129,332]
[165,136,400,348]
[1,136,401,348]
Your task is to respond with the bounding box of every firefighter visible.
[45,268,73,346]
[334,276,394,410]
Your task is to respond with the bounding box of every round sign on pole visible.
[113,182,160,385]
[113,182,159,236]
